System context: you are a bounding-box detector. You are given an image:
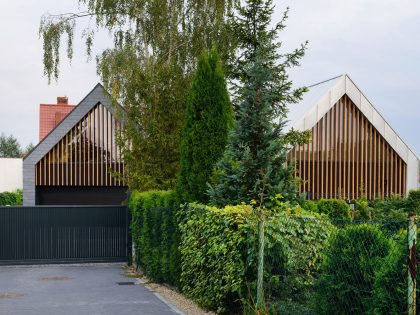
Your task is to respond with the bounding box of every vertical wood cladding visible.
[290,95,406,200]
[36,103,124,187]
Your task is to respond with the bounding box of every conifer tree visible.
[208,0,307,206]
[177,49,233,203]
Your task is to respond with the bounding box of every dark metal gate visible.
[0,206,129,265]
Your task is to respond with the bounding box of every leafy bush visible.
[179,203,250,313]
[129,190,180,285]
[408,188,420,213]
[373,195,409,216]
[314,224,392,314]
[372,231,419,314]
[316,199,350,219]
[302,200,317,213]
[355,199,370,220]
[0,190,22,205]
[260,215,335,313]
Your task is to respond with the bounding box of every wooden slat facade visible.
[290,94,406,200]
[36,104,124,187]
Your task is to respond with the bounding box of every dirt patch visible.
[40,276,71,281]
[125,267,216,315]
[0,293,24,299]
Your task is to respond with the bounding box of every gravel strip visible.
[125,267,216,315]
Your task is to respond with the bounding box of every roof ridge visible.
[307,74,344,88]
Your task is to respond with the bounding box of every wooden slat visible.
[312,126,315,199]
[338,99,342,198]
[355,108,359,198]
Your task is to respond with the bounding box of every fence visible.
[0,205,129,264]
[253,213,417,315]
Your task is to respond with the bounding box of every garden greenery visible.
[178,201,335,313]
[130,193,417,314]
[176,49,233,204]
[179,203,250,313]
[129,190,180,285]
[372,231,420,314]
[0,190,22,206]
[314,224,392,314]
[316,199,351,219]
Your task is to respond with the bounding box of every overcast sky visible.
[0,0,419,156]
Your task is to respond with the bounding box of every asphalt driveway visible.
[0,263,182,315]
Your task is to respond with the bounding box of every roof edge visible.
[24,83,120,162]
[292,74,419,163]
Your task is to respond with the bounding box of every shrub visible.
[0,190,22,205]
[129,190,180,285]
[355,199,370,220]
[408,188,420,213]
[302,200,317,213]
[316,199,350,219]
[314,224,392,314]
[260,214,335,313]
[372,230,420,314]
[179,203,250,313]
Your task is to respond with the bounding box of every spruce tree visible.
[208,0,307,206]
[177,50,233,203]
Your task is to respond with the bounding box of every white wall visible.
[407,152,420,193]
[0,158,22,192]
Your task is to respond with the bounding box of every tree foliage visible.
[0,133,21,158]
[39,0,237,191]
[176,49,233,203]
[208,0,307,206]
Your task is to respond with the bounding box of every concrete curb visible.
[136,278,185,315]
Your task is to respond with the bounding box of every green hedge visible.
[0,190,22,205]
[179,204,249,313]
[129,190,180,285]
[259,215,335,314]
[178,203,335,314]
[316,199,351,219]
[314,224,393,314]
[372,230,420,314]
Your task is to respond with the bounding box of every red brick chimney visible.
[39,96,75,141]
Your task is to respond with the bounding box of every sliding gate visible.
[0,206,129,265]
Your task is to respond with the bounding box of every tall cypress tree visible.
[208,0,307,207]
[177,49,233,203]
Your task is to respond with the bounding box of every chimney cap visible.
[57,96,68,104]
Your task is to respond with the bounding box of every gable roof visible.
[288,73,419,164]
[24,83,124,165]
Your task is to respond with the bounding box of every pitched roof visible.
[24,83,124,165]
[288,73,419,164]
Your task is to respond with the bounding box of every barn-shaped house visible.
[23,84,127,206]
[288,74,419,200]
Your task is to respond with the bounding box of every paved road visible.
[0,263,182,315]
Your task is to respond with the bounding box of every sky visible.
[0,0,419,156]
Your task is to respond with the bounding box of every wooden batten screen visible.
[290,94,406,200]
[36,103,125,187]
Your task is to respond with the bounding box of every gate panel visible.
[0,206,128,264]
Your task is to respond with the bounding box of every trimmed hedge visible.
[0,190,22,205]
[129,190,180,285]
[179,203,249,313]
[259,214,335,314]
[316,199,351,219]
[314,224,392,314]
[372,230,419,314]
[178,203,335,314]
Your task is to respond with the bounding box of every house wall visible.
[291,74,419,199]
[290,95,408,200]
[0,158,22,192]
[23,84,126,206]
